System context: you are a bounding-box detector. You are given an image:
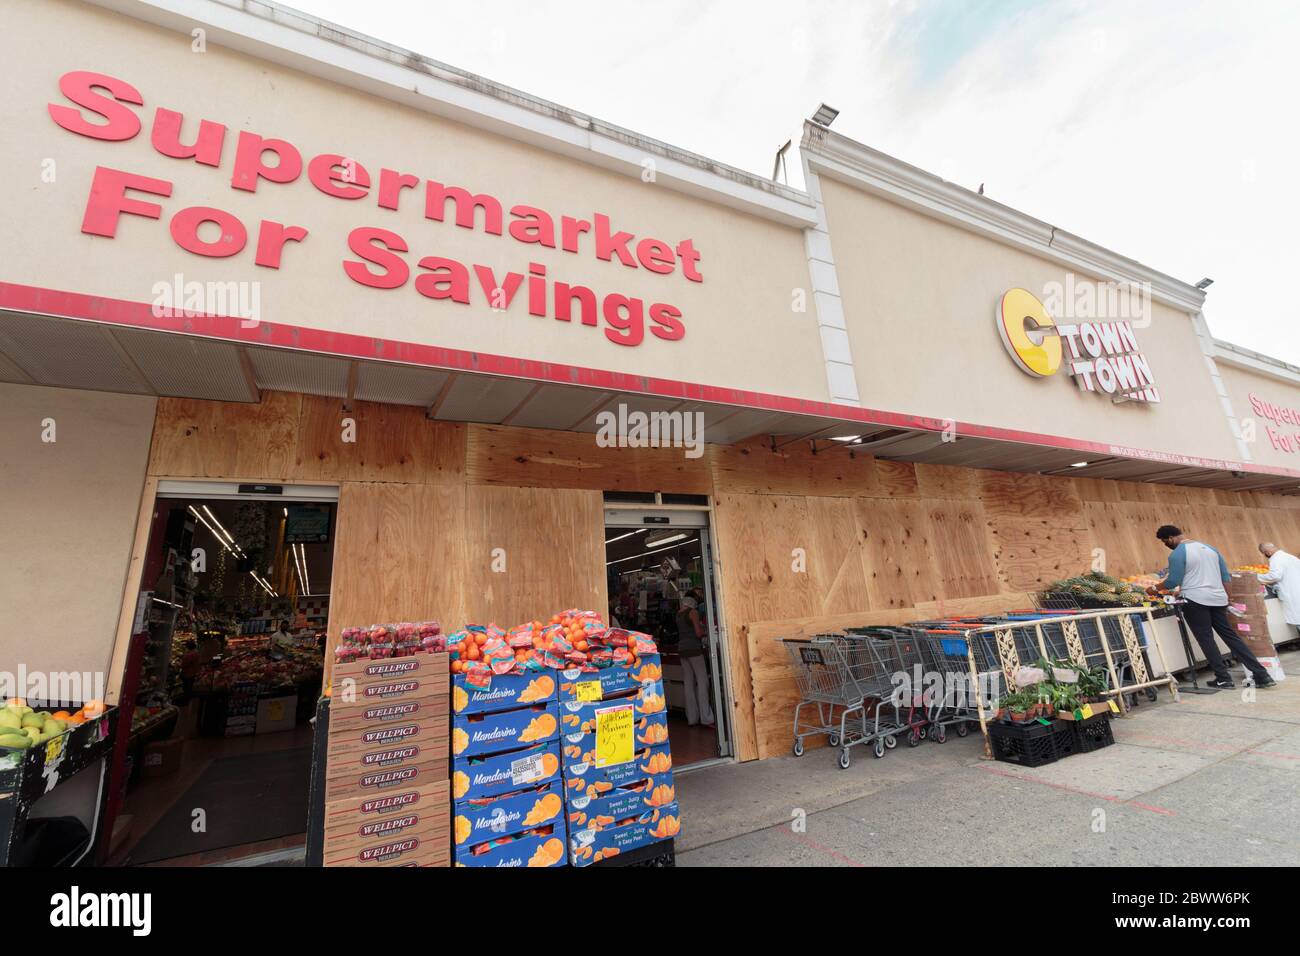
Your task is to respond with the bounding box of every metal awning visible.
[2,308,1297,495]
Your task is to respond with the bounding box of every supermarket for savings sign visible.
[44,70,702,349]
[996,287,1160,403]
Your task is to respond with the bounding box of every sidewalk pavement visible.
[673,650,1300,866]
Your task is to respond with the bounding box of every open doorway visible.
[109,483,337,865]
[603,496,731,767]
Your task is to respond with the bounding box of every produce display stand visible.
[0,706,119,866]
[960,606,1181,758]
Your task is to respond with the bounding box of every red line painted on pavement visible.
[977,764,1176,816]
[778,824,866,867]
[1122,731,1300,761]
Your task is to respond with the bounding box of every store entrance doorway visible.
[109,481,337,865]
[603,498,731,766]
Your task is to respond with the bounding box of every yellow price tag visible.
[44,734,65,764]
[268,701,284,720]
[594,704,634,767]
[1108,700,1120,714]
[1080,704,1094,719]
[574,681,602,703]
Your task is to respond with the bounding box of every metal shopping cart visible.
[911,627,1004,742]
[779,632,910,768]
[855,627,932,746]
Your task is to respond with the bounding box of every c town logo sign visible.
[997,288,1160,403]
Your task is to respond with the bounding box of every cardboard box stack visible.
[324,625,450,867]
[1226,574,1284,680]
[450,670,567,866]
[557,643,680,866]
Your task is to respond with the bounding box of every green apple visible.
[20,714,43,730]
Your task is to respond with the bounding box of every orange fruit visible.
[82,700,105,717]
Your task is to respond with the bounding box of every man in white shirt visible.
[1258,542,1300,641]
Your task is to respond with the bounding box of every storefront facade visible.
[4,0,1300,814]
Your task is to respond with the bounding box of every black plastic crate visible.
[1068,711,1115,753]
[988,719,1074,767]
[591,837,675,867]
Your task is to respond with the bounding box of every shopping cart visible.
[854,627,932,746]
[911,627,1004,742]
[779,632,910,768]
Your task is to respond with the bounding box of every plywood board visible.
[325,481,467,684]
[987,516,1092,591]
[296,398,465,484]
[856,497,940,609]
[467,424,710,493]
[709,438,895,498]
[461,484,607,627]
[925,500,1001,598]
[978,470,1084,519]
[150,391,464,484]
[149,391,302,479]
[915,462,980,499]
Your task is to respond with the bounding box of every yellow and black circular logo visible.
[997,287,1061,377]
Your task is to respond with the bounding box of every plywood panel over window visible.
[150,392,465,483]
[462,485,607,627]
[326,481,467,683]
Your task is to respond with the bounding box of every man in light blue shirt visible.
[1155,525,1275,689]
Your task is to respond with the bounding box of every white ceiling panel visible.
[111,328,253,401]
[0,316,148,393]
[247,347,350,397]
[354,361,451,407]
[434,374,537,423]
[0,348,34,384]
[506,384,609,429]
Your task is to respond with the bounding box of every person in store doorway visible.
[1152,525,1276,689]
[675,594,715,727]
[1257,542,1300,641]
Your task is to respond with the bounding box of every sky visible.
[283,0,1299,363]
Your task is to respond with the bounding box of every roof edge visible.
[82,0,819,227]
[801,122,1209,314]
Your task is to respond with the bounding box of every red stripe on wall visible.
[2,279,1298,481]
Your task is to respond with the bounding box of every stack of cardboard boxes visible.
[1227,574,1284,680]
[451,671,567,866]
[323,652,450,866]
[557,654,680,866]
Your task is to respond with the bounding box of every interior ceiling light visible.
[606,537,699,567]
[644,531,687,548]
[604,529,644,545]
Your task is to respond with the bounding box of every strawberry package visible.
[334,620,443,664]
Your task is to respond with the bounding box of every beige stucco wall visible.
[0,0,829,402]
[0,384,155,683]
[1217,362,1300,473]
[819,176,1244,465]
